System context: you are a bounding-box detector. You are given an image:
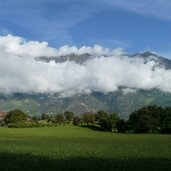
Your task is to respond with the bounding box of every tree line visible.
[3,105,171,133]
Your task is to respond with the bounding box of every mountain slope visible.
[0,88,171,119]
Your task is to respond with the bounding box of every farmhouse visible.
[0,112,7,125]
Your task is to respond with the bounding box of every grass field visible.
[0,126,171,171]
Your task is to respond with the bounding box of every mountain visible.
[36,51,171,69]
[130,51,171,69]
[0,89,171,119]
[0,51,171,119]
[35,53,93,64]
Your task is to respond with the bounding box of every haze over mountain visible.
[0,35,171,118]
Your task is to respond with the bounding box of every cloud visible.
[0,35,171,97]
[0,34,125,57]
[100,0,171,21]
[122,88,136,95]
[0,35,58,57]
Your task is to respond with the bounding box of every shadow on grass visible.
[80,125,104,131]
[0,152,170,171]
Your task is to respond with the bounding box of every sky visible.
[0,0,171,96]
[0,0,171,56]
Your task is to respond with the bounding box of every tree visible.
[96,110,111,131]
[73,116,81,126]
[47,116,54,123]
[96,110,108,121]
[116,119,127,133]
[5,109,27,124]
[32,116,40,123]
[64,111,74,121]
[82,112,95,125]
[128,106,161,133]
[109,113,119,132]
[41,113,49,120]
[160,107,171,133]
[54,114,65,125]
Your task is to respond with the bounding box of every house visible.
[0,112,7,125]
[26,115,33,122]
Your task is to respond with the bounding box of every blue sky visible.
[0,0,171,56]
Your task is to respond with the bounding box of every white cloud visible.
[122,88,136,95]
[100,0,171,21]
[0,35,58,57]
[0,35,171,97]
[0,35,125,57]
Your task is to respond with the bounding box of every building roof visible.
[0,112,7,117]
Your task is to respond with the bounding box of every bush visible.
[73,116,81,126]
[8,122,54,128]
[5,109,27,124]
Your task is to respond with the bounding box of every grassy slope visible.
[0,126,171,171]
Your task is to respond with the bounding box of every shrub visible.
[5,109,27,124]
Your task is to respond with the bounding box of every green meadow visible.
[0,126,170,171]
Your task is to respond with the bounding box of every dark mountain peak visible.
[141,51,158,56]
[130,51,171,69]
[131,51,160,58]
[35,51,171,69]
[35,53,93,64]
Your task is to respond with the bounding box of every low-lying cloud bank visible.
[0,34,124,57]
[0,34,171,97]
